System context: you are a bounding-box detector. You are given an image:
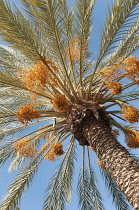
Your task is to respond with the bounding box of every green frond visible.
[0,0,46,60]
[0,146,14,166]
[43,138,76,210]
[0,0,139,209]
[0,68,25,89]
[119,89,139,101]
[57,0,77,86]
[98,0,139,65]
[75,0,95,88]
[77,146,104,210]
[20,0,66,64]
[87,148,104,210]
[86,0,139,93]
[100,19,139,69]
[20,0,78,100]
[0,152,44,210]
[100,169,132,210]
[8,153,24,173]
[0,45,31,71]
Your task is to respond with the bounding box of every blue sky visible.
[0,0,138,209]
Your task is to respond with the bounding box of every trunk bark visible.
[81,118,139,209]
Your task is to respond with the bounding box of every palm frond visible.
[97,0,139,65]
[0,68,25,89]
[99,18,139,70]
[100,168,132,210]
[0,45,31,71]
[87,147,104,210]
[119,90,139,101]
[77,146,104,210]
[20,0,78,100]
[0,121,61,168]
[87,0,139,94]
[0,0,139,209]
[56,0,77,86]
[8,153,24,173]
[43,138,76,210]
[0,152,44,210]
[75,0,95,88]
[0,0,47,60]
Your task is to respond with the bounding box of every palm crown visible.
[0,0,139,209]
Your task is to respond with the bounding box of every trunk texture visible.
[82,118,139,209]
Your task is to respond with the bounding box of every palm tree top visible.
[0,0,139,209]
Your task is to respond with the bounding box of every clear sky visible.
[0,0,138,209]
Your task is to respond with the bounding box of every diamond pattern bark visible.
[82,117,139,209]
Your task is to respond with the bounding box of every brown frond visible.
[121,105,139,123]
[17,103,41,124]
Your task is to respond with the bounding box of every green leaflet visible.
[43,138,76,210]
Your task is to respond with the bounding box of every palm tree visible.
[0,0,139,209]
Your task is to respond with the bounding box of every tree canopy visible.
[0,0,139,209]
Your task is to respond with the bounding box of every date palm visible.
[0,0,139,209]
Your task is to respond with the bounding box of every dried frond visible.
[17,103,41,124]
[98,158,105,169]
[122,57,139,85]
[125,131,139,148]
[121,105,139,123]
[106,81,122,95]
[14,138,37,157]
[52,93,69,111]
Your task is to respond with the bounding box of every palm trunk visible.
[81,118,139,209]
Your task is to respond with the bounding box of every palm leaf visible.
[100,168,132,210]
[75,0,95,87]
[77,146,104,210]
[0,0,46,60]
[87,147,104,210]
[43,138,76,210]
[0,152,44,210]
[98,0,139,64]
